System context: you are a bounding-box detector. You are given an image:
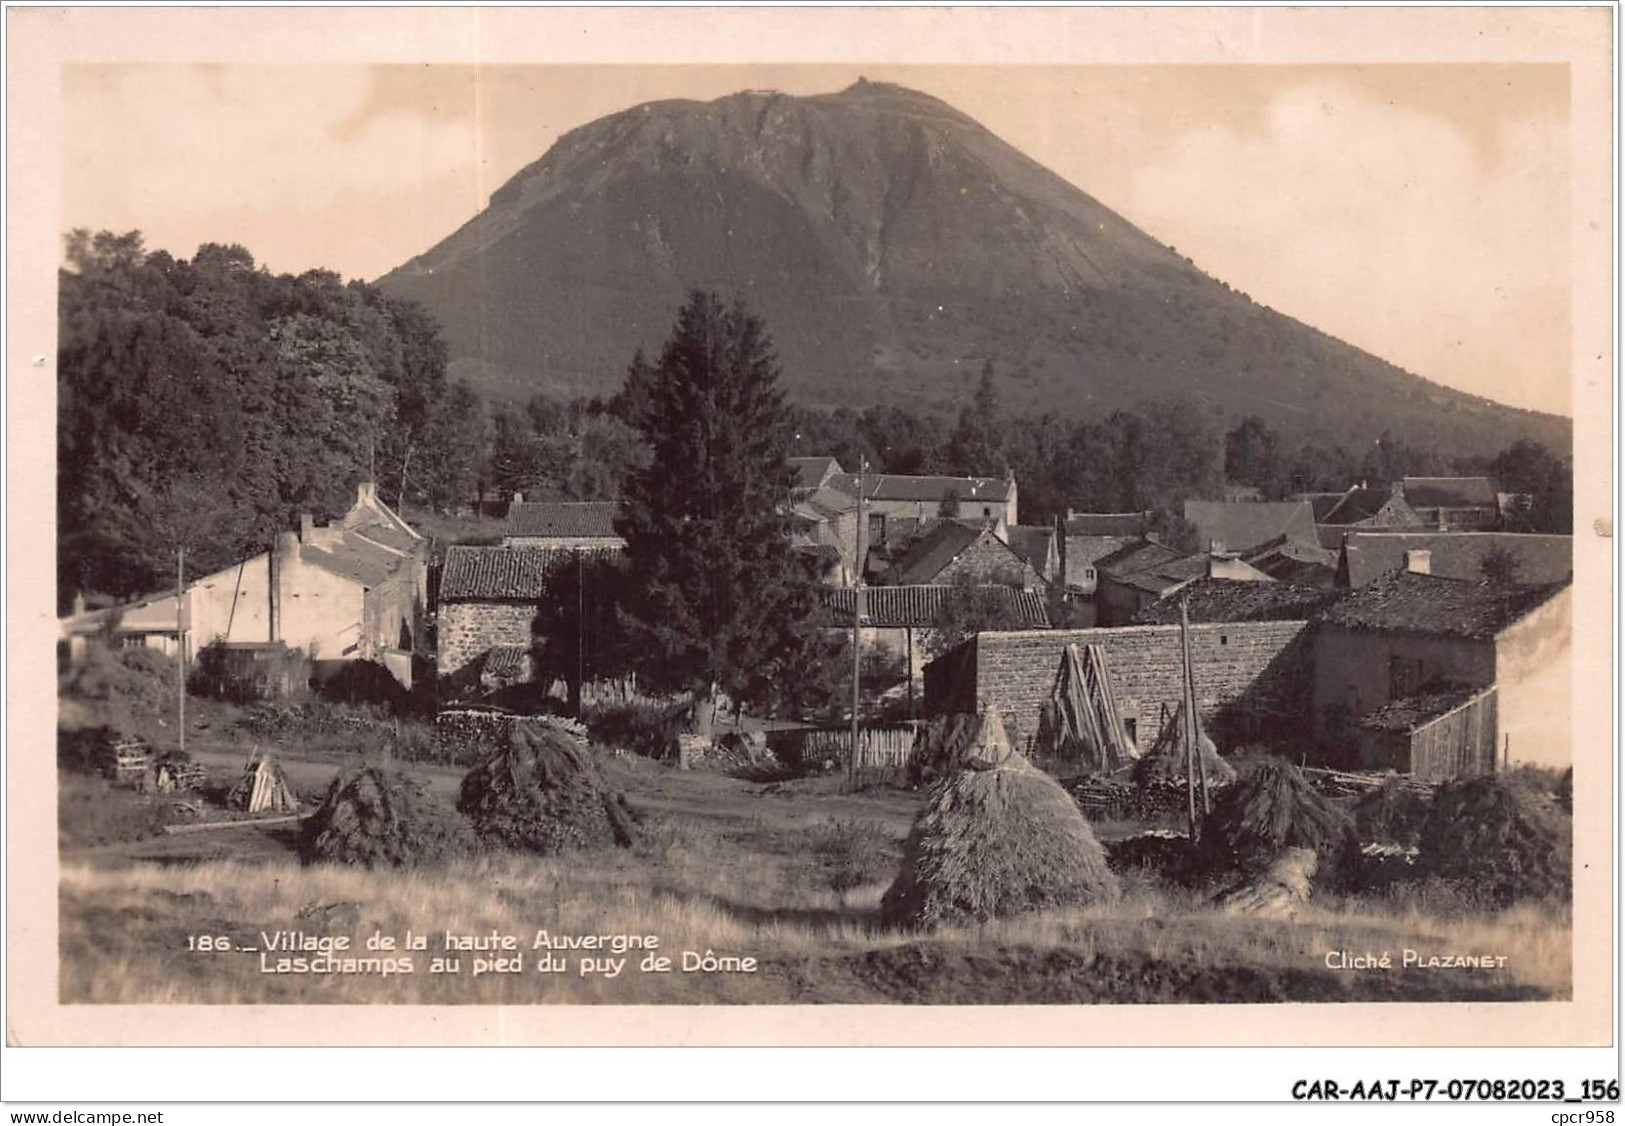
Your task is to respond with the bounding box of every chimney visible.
[72,592,86,616]
[356,481,376,508]
[1209,538,1226,555]
[512,491,524,505]
[1405,549,1432,575]
[1391,479,1405,498]
[299,514,314,543]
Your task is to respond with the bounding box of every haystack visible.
[1199,759,1358,890]
[1215,847,1318,917]
[1418,775,1570,905]
[882,750,1119,928]
[457,717,640,853]
[226,751,299,813]
[1130,701,1236,789]
[299,763,476,868]
[1034,644,1137,775]
[907,707,1013,784]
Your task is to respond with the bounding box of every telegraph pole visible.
[176,547,186,757]
[847,459,869,792]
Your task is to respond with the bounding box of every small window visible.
[1220,634,1228,645]
[982,506,992,517]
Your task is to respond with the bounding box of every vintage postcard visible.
[5,6,1615,1052]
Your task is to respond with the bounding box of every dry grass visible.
[60,806,1570,1004]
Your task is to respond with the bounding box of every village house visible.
[435,544,620,690]
[791,484,861,586]
[1183,499,1319,555]
[788,455,845,494]
[1095,541,1273,626]
[1242,535,1340,589]
[1312,562,1572,772]
[819,584,1049,716]
[502,500,625,550]
[1057,512,1151,603]
[1336,531,1573,589]
[59,484,427,688]
[883,520,1044,589]
[1303,482,1426,529]
[825,469,1019,541]
[1400,476,1501,530]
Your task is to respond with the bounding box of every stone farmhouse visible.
[60,483,426,686]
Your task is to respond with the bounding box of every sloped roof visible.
[789,456,844,490]
[828,472,1014,505]
[484,646,530,678]
[348,519,420,555]
[888,521,995,585]
[505,501,621,539]
[1299,492,1349,521]
[1063,512,1150,536]
[300,535,406,588]
[793,484,858,522]
[1322,487,1395,525]
[1403,476,1497,509]
[1338,531,1573,589]
[1065,534,1136,569]
[439,546,584,601]
[1359,686,1489,733]
[819,584,1050,629]
[1095,538,1182,578]
[1006,525,1056,574]
[1133,577,1337,625]
[1319,570,1568,640]
[1183,500,1318,553]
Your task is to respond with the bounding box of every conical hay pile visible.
[457,718,640,854]
[1200,759,1358,889]
[299,763,476,868]
[1131,702,1236,789]
[1418,775,1569,906]
[907,708,1013,784]
[882,753,1119,928]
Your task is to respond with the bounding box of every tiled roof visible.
[1184,500,1318,553]
[505,501,621,539]
[1403,476,1498,509]
[1299,493,1348,521]
[888,522,992,585]
[1006,525,1056,575]
[348,519,420,555]
[1245,535,1339,587]
[1359,686,1489,733]
[819,584,1050,629]
[1322,487,1394,525]
[793,485,858,522]
[1316,524,1352,551]
[1063,512,1150,537]
[1338,531,1573,589]
[300,536,406,588]
[439,546,585,601]
[1133,577,1337,625]
[1319,570,1568,640]
[828,472,1014,505]
[789,456,844,490]
[1095,538,1182,578]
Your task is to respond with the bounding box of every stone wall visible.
[438,601,534,677]
[924,620,1313,751]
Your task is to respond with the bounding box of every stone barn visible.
[924,620,1314,754]
[436,546,598,686]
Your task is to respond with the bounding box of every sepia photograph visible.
[5,5,1615,1060]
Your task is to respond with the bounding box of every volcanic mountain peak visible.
[380,82,1569,458]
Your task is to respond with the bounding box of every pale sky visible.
[61,63,1572,416]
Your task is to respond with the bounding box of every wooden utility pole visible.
[176,547,186,757]
[848,459,869,792]
[575,549,585,716]
[1178,595,1201,837]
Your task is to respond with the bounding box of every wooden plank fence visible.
[768,722,924,771]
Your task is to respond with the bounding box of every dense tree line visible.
[58,231,485,606]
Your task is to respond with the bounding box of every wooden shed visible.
[1357,685,1498,780]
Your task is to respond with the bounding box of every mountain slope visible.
[379,80,1569,457]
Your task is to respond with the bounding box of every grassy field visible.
[59,754,1571,1005]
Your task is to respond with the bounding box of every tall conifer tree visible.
[614,291,816,715]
